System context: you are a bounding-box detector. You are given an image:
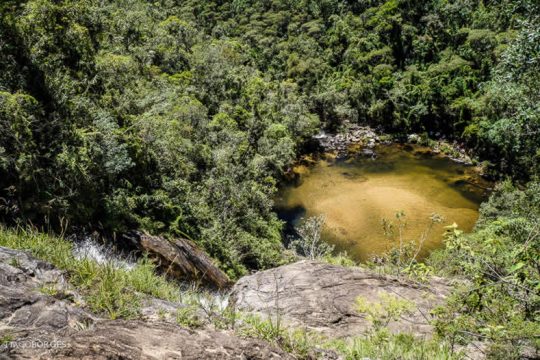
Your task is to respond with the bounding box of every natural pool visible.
[276,144,492,261]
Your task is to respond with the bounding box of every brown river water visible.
[276,144,492,261]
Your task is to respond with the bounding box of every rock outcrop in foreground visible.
[231,260,451,338]
[0,246,290,359]
[0,246,472,359]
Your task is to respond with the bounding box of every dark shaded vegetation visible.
[0,0,539,283]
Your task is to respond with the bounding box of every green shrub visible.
[239,314,319,359]
[429,182,540,356]
[329,333,462,360]
[176,306,203,328]
[356,291,416,331]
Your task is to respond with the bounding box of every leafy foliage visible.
[0,0,538,277]
[429,181,540,358]
[356,292,416,331]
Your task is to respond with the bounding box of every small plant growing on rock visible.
[8,257,20,268]
[239,314,321,359]
[39,284,59,297]
[0,333,13,347]
[323,251,357,267]
[355,291,416,332]
[176,306,203,328]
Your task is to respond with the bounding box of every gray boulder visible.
[230,260,451,338]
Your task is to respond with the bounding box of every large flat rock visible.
[7,321,293,359]
[231,260,451,338]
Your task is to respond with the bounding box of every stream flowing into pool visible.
[276,144,492,261]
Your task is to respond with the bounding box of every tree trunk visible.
[121,231,231,289]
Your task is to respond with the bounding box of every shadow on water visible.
[450,179,489,205]
[275,144,492,262]
[275,204,306,247]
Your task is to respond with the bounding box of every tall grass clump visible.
[0,226,180,319]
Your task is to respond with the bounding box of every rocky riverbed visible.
[313,123,476,166]
[314,124,380,158]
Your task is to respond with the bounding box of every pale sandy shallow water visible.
[276,144,491,261]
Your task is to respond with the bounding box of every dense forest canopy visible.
[0,0,539,277]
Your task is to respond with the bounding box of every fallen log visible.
[121,231,231,289]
